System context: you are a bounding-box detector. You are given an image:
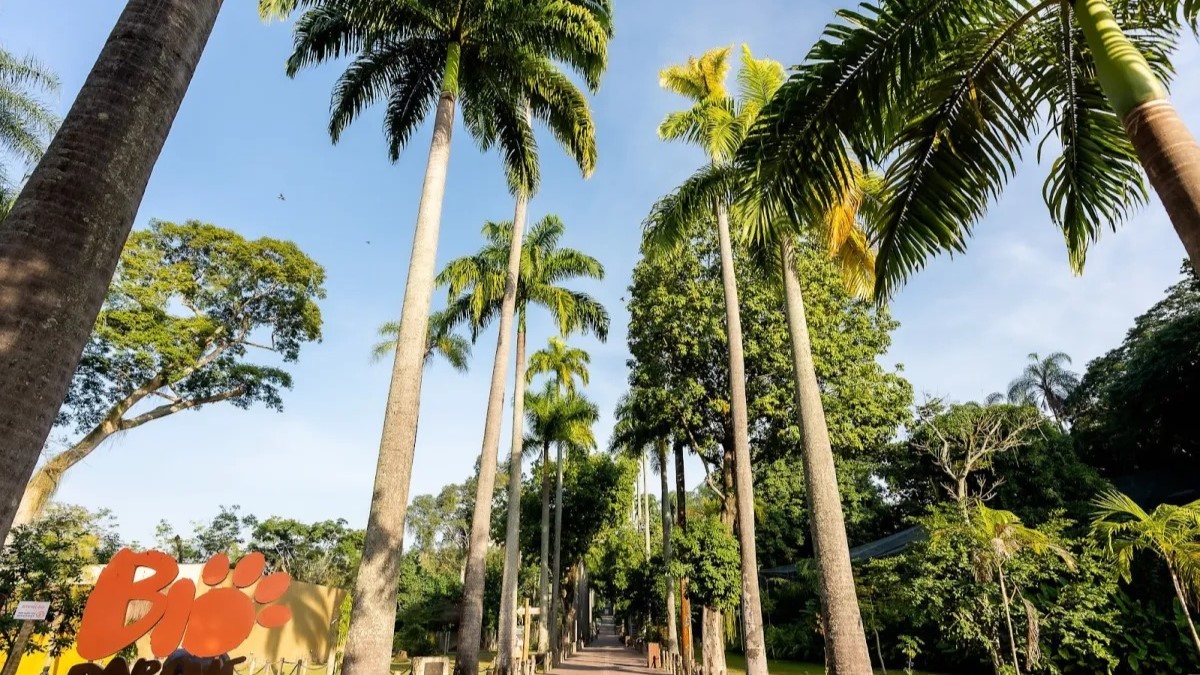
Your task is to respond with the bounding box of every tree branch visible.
[118,385,248,431]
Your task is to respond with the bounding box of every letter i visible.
[151,579,196,658]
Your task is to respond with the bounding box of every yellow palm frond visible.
[736,44,785,125]
[658,46,732,103]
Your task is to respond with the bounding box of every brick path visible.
[550,620,658,675]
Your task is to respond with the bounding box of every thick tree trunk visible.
[457,183,530,675]
[498,319,529,675]
[550,443,566,664]
[1169,567,1200,657]
[1075,0,1200,273]
[642,454,652,554]
[779,241,871,674]
[997,567,1021,674]
[658,440,678,655]
[342,81,457,675]
[675,442,694,675]
[713,202,768,675]
[0,0,222,542]
[700,608,725,675]
[538,441,552,653]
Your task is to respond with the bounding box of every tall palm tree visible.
[271,2,608,672]
[524,382,599,662]
[1007,352,1079,425]
[0,48,59,222]
[1092,489,1200,655]
[742,0,1200,298]
[647,45,770,675]
[0,0,222,543]
[371,309,472,371]
[437,217,607,667]
[610,392,678,656]
[938,504,1075,674]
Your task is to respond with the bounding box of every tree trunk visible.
[997,566,1021,674]
[675,441,694,675]
[1168,567,1200,657]
[550,443,566,664]
[498,318,529,675]
[0,0,222,543]
[779,240,872,674]
[659,440,678,655]
[642,453,652,554]
[341,63,458,675]
[456,178,529,675]
[1075,0,1200,273]
[713,202,768,675]
[700,608,725,675]
[15,420,118,527]
[538,441,552,653]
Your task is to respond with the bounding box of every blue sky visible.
[4,2,1196,544]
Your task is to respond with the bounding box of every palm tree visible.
[938,504,1075,674]
[0,48,59,222]
[1007,352,1079,425]
[610,392,678,656]
[270,2,608,672]
[647,45,770,675]
[524,382,599,662]
[742,0,1200,298]
[0,0,222,543]
[1092,489,1200,655]
[437,217,607,666]
[371,310,472,371]
[527,337,591,396]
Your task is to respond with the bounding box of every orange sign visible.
[76,549,293,661]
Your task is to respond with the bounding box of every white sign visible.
[13,601,50,621]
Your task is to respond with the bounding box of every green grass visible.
[723,651,943,675]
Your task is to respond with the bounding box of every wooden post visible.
[1,621,36,675]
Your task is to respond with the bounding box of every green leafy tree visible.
[743,0,1200,299]
[0,0,222,545]
[1092,489,1200,655]
[154,505,260,562]
[0,505,121,659]
[15,220,325,526]
[268,0,610,671]
[1069,263,1200,476]
[669,516,741,612]
[249,517,364,588]
[1007,353,1079,426]
[0,48,59,221]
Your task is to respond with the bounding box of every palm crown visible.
[527,336,590,395]
[742,0,1199,298]
[436,215,609,341]
[272,0,611,193]
[1092,490,1200,594]
[524,380,599,458]
[647,45,877,295]
[1007,351,1079,422]
[372,308,471,372]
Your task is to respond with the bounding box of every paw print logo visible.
[77,548,293,661]
[179,552,293,656]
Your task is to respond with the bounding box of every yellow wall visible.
[0,638,108,675]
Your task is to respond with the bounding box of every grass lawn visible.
[723,651,944,675]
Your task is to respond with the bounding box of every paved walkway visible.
[550,620,659,675]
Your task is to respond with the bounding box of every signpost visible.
[1,601,51,675]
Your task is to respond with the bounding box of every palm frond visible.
[643,164,733,257]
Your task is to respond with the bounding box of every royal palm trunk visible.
[675,441,694,675]
[658,440,678,655]
[498,319,529,675]
[538,441,552,653]
[550,443,566,663]
[0,0,222,542]
[457,184,530,675]
[779,240,872,674]
[1076,0,1200,272]
[713,201,769,675]
[342,50,459,675]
